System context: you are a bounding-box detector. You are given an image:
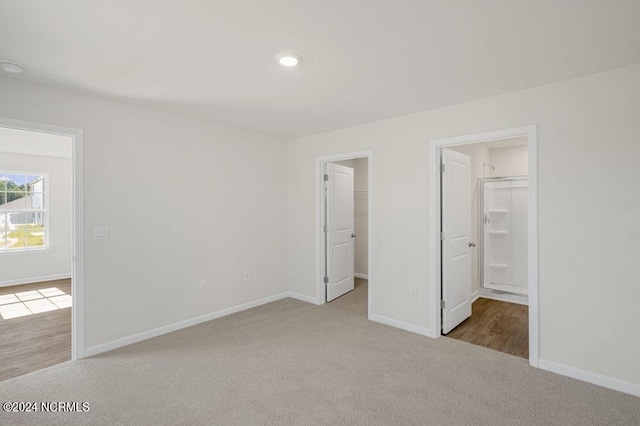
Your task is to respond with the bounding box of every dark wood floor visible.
[0,278,71,382]
[445,297,529,358]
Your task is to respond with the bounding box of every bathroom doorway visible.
[430,126,538,362]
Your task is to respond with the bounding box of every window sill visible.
[0,247,55,256]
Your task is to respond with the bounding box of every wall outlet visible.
[198,280,207,291]
[243,272,250,282]
[410,288,418,299]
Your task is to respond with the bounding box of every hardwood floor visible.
[445,297,528,359]
[0,278,71,382]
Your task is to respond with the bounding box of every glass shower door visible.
[480,177,528,296]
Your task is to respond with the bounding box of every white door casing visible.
[0,116,85,360]
[430,125,538,366]
[441,149,472,334]
[325,163,355,302]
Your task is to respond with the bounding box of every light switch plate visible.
[93,226,110,240]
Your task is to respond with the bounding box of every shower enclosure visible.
[479,177,528,302]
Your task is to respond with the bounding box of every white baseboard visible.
[84,292,289,358]
[286,291,322,305]
[538,359,640,397]
[0,273,72,288]
[354,273,368,280]
[471,290,480,303]
[370,314,434,338]
[479,289,528,306]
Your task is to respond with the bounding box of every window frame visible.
[0,170,50,253]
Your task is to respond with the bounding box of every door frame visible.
[315,150,373,318]
[0,116,85,361]
[429,125,539,367]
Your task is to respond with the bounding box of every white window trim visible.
[0,247,55,256]
[0,170,50,253]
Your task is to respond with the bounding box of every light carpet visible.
[1,281,638,425]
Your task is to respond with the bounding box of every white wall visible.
[449,144,490,295]
[490,145,528,176]
[288,64,640,387]
[0,151,72,285]
[0,126,73,158]
[0,77,289,350]
[331,158,369,276]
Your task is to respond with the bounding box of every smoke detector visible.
[1,60,25,74]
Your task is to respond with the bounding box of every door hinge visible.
[324,276,329,284]
[440,232,445,241]
[440,300,446,309]
[440,163,445,173]
[324,225,328,233]
[324,174,329,181]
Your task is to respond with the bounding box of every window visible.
[0,172,47,252]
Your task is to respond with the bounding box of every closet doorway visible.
[315,150,372,317]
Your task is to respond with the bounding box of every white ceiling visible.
[1,1,639,139]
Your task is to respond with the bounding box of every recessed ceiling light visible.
[276,52,301,67]
[1,60,25,74]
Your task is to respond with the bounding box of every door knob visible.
[469,242,476,247]
[351,234,357,238]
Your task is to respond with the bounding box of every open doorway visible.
[0,118,84,380]
[316,151,372,317]
[430,126,539,365]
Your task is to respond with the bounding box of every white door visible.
[325,163,355,302]
[441,149,472,334]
